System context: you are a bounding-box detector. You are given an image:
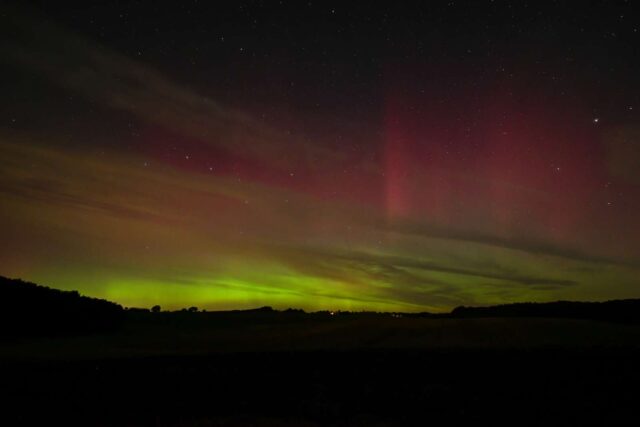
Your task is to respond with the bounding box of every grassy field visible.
[2,314,640,425]
[2,313,640,361]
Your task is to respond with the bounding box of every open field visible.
[2,313,640,360]
[2,314,640,425]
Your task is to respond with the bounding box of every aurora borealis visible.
[1,2,639,312]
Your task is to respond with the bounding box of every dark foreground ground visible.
[2,314,640,426]
[3,348,640,426]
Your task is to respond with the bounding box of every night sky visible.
[1,1,639,312]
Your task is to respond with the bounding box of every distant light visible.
[593,118,599,123]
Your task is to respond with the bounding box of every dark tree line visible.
[0,276,124,338]
[451,300,640,323]
[3,274,640,340]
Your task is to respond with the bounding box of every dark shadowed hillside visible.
[0,276,123,337]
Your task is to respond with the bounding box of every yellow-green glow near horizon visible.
[1,8,640,312]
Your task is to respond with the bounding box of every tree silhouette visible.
[0,275,123,337]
